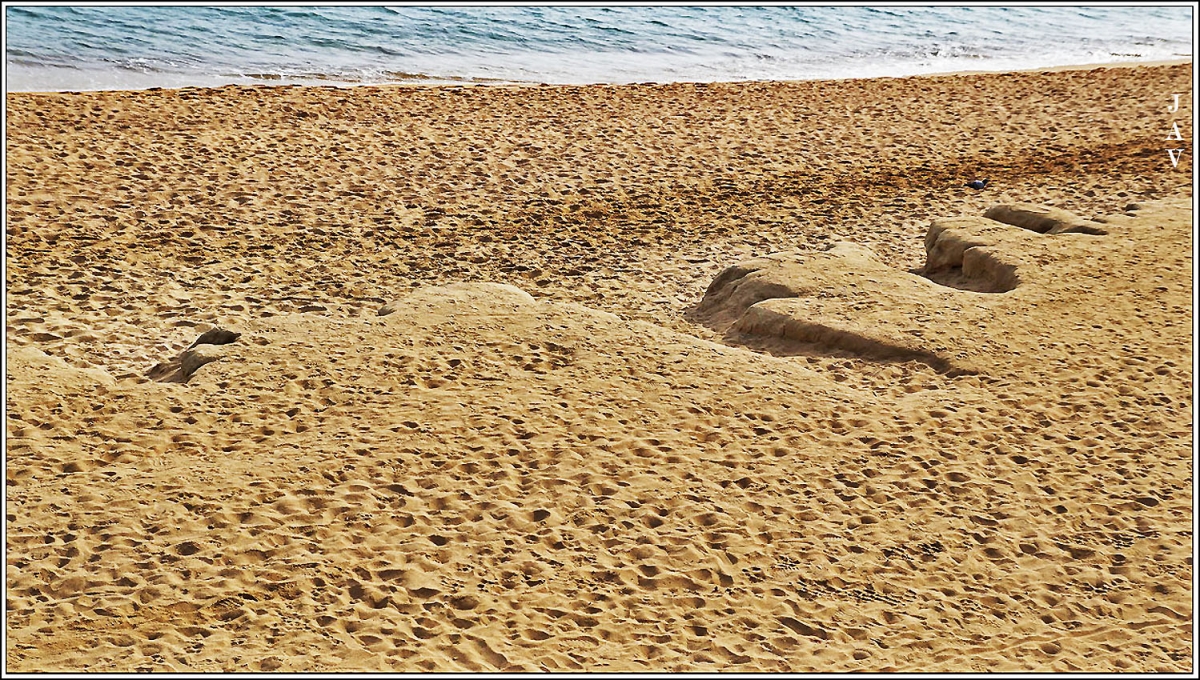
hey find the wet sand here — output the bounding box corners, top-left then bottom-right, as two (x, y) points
(5, 62), (1194, 672)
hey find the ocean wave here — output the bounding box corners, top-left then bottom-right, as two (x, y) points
(4, 6), (1192, 92)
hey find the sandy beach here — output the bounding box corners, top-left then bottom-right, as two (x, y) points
(5, 62), (1193, 672)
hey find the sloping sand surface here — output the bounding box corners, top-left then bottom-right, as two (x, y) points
(5, 63), (1193, 672)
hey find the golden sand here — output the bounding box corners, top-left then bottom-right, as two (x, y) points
(5, 63), (1194, 672)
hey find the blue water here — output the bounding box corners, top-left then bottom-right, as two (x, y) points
(4, 5), (1194, 92)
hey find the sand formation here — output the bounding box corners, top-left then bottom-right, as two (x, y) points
(691, 202), (1115, 376)
(7, 193), (1192, 672)
(147, 328), (243, 384)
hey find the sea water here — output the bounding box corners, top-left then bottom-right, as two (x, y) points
(4, 5), (1194, 92)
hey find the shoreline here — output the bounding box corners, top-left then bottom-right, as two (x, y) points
(5, 57), (1192, 95)
(879, 56), (1193, 80)
(5, 60), (1194, 673)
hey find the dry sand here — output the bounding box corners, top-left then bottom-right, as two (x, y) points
(5, 62), (1194, 672)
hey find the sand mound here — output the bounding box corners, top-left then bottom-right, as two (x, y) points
(691, 202), (1146, 376)
(9, 192), (1193, 671)
(10, 282), (885, 672)
(691, 242), (974, 374)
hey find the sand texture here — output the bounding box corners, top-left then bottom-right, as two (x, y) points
(5, 63), (1194, 672)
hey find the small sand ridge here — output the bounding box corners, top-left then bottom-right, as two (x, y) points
(690, 202), (1125, 375)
